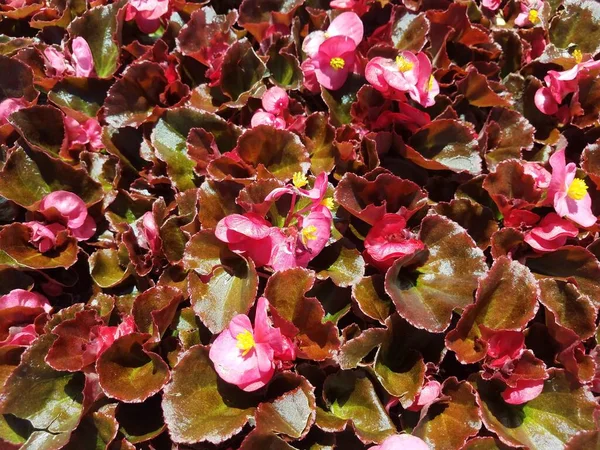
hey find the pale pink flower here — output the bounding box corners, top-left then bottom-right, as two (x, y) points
(125, 0), (170, 33)
(312, 36), (357, 90)
(482, 0), (501, 10)
(302, 12), (363, 58)
(251, 87), (289, 129)
(524, 213), (579, 252)
(502, 379), (544, 404)
(515, 0), (544, 27)
(0, 98), (28, 125)
(209, 297), (296, 392)
(371, 434), (429, 450)
(43, 47), (72, 78)
(250, 111), (286, 129)
(39, 191), (96, 240)
(71, 37), (94, 77)
(365, 52), (438, 107)
(24, 221), (66, 253)
(363, 213), (426, 272)
(547, 149), (596, 228)
(65, 117), (103, 150)
(0, 289), (52, 313)
(406, 380), (441, 411)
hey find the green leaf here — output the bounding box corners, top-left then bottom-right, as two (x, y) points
(408, 119), (481, 175)
(549, 0), (600, 55)
(89, 247), (130, 288)
(236, 126), (310, 181)
(0, 55), (37, 102)
(413, 378), (481, 450)
(323, 370), (395, 444)
(391, 11), (430, 52)
(474, 370), (597, 449)
(188, 255), (258, 334)
(96, 333), (170, 403)
(446, 257), (538, 364)
(303, 112), (336, 175)
(132, 286), (182, 341)
(69, 0), (125, 78)
(183, 230), (230, 276)
(321, 73), (363, 126)
(316, 244), (365, 288)
(162, 345), (255, 445)
(48, 77), (111, 121)
(352, 275), (392, 324)
(433, 199), (498, 249)
(0, 146), (103, 208)
(0, 335), (85, 449)
(219, 38), (267, 102)
(265, 268), (340, 361)
(8, 106), (65, 156)
(338, 328), (386, 370)
(385, 215), (488, 333)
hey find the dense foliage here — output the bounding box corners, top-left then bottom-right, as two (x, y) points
(0, 0), (600, 448)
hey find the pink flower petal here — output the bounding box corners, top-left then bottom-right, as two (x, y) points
(501, 378), (545, 404)
(371, 434), (430, 450)
(261, 87), (289, 115)
(0, 289), (52, 313)
(71, 37), (94, 77)
(326, 11), (364, 46)
(0, 97), (28, 125)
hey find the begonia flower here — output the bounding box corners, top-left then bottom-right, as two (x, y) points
(24, 221), (66, 253)
(0, 323), (38, 347)
(370, 434), (429, 450)
(251, 87), (289, 129)
(0, 98), (28, 125)
(482, 0), (501, 11)
(125, 0), (170, 33)
(302, 12), (363, 58)
(524, 213), (579, 252)
(312, 36), (357, 90)
(547, 149), (596, 228)
(134, 211), (162, 255)
(64, 117), (103, 150)
(94, 315), (136, 358)
(39, 191), (96, 240)
(71, 37), (94, 77)
(365, 52), (439, 107)
(485, 330), (525, 368)
(330, 0), (369, 16)
(0, 289), (52, 313)
(363, 213), (426, 272)
(209, 297), (296, 392)
(515, 0), (544, 27)
(406, 380), (442, 411)
(265, 172), (329, 205)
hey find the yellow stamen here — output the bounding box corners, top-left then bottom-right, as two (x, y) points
(567, 178), (588, 201)
(321, 197), (335, 210)
(573, 49), (583, 64)
(395, 55), (414, 73)
(236, 330), (255, 356)
(301, 225), (318, 244)
(324, 32), (330, 39)
(528, 9), (539, 24)
(427, 74), (435, 92)
(330, 57), (345, 70)
(293, 172), (308, 188)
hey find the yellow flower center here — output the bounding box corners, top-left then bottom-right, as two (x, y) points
(330, 57), (345, 70)
(427, 74), (435, 92)
(301, 225), (318, 244)
(573, 49), (583, 64)
(567, 178), (588, 201)
(324, 32), (330, 39)
(321, 197), (335, 210)
(293, 172), (308, 188)
(528, 9), (539, 24)
(236, 330), (255, 356)
(395, 55), (414, 73)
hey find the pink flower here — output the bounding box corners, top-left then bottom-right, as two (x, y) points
(209, 297), (296, 392)
(371, 434), (429, 450)
(39, 191), (96, 240)
(265, 172), (329, 205)
(365, 52), (438, 107)
(135, 211), (162, 254)
(0, 289), (52, 313)
(501, 378), (545, 405)
(485, 330), (525, 368)
(0, 323), (37, 347)
(44, 47), (72, 78)
(65, 117), (103, 150)
(330, 0), (369, 16)
(125, 0), (170, 33)
(482, 0), (501, 10)
(24, 221), (65, 253)
(312, 36), (357, 90)
(363, 213), (426, 272)
(251, 87), (289, 129)
(215, 213), (281, 268)
(0, 98), (28, 125)
(302, 12), (363, 58)
(406, 380), (441, 411)
(71, 37), (94, 77)
(524, 213), (579, 252)
(301, 59), (320, 93)
(515, 0), (544, 27)
(547, 149), (596, 228)
(523, 162), (551, 189)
